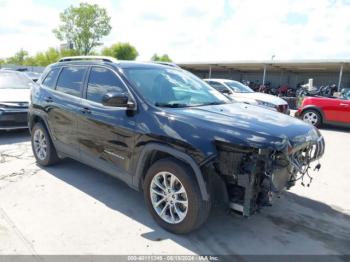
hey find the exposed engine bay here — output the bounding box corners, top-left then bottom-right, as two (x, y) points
(211, 137), (325, 216)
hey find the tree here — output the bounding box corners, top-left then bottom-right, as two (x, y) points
(32, 48), (61, 66)
(31, 48), (80, 66)
(60, 48), (79, 58)
(151, 53), (172, 62)
(23, 56), (38, 66)
(53, 2), (112, 55)
(6, 49), (29, 65)
(1, 47), (79, 67)
(101, 42), (139, 60)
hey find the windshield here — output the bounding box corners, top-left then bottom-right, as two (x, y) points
(225, 81), (253, 93)
(340, 88), (350, 100)
(0, 72), (33, 89)
(123, 67), (230, 107)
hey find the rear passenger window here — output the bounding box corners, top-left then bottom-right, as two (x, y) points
(56, 67), (86, 97)
(42, 68), (60, 89)
(86, 67), (126, 103)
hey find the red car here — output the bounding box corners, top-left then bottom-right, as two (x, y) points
(297, 91), (350, 127)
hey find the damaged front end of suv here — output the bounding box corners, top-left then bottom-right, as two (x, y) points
(209, 129), (325, 216)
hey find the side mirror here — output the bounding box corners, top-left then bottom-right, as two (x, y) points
(102, 92), (132, 108)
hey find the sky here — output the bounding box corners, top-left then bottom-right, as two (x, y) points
(0, 0), (350, 62)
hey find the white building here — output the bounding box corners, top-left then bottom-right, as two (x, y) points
(178, 59), (349, 90)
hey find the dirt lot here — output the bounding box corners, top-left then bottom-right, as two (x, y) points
(0, 127), (349, 256)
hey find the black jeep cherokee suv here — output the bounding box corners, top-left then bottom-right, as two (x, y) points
(29, 56), (325, 234)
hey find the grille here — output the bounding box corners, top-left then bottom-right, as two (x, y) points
(0, 112), (28, 123)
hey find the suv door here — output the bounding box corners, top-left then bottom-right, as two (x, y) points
(77, 66), (136, 183)
(341, 99), (350, 124)
(332, 98), (350, 124)
(322, 97), (350, 124)
(45, 66), (87, 158)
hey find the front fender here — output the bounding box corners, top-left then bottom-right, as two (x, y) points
(132, 142), (210, 201)
(298, 105), (325, 120)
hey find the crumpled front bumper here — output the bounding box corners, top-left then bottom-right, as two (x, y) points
(215, 133), (325, 217)
(313, 135), (325, 160)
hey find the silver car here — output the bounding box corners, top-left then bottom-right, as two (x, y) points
(0, 71), (33, 130)
(204, 79), (289, 114)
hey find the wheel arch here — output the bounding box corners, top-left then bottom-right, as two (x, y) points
(133, 143), (210, 201)
(29, 114), (45, 131)
(28, 112), (54, 140)
(300, 105), (325, 121)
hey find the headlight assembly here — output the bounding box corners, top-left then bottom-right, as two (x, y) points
(256, 100), (276, 109)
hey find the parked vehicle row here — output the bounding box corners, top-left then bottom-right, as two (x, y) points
(204, 78), (350, 128)
(27, 56), (324, 234)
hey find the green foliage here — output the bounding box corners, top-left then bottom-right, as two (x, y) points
(0, 58), (5, 65)
(60, 48), (79, 57)
(151, 53), (172, 62)
(22, 57), (37, 66)
(33, 48), (79, 66)
(101, 42), (139, 60)
(3, 48), (79, 66)
(32, 48), (61, 66)
(53, 2), (112, 55)
(6, 49), (29, 65)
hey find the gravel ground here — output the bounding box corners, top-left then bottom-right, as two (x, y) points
(0, 127), (349, 257)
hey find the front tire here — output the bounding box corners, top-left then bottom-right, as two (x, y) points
(31, 122), (59, 166)
(143, 158), (211, 234)
(301, 109), (322, 128)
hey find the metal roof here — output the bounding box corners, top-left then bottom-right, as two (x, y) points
(177, 59), (350, 73)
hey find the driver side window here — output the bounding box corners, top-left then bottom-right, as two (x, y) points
(86, 67), (126, 103)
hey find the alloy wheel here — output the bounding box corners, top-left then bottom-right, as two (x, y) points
(33, 129), (47, 160)
(303, 111), (319, 126)
(150, 171), (188, 224)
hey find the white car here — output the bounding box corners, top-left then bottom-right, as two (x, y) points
(204, 79), (289, 114)
(0, 71), (33, 130)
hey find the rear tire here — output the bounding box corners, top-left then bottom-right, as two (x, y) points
(143, 158), (211, 234)
(31, 122), (59, 166)
(301, 109), (322, 128)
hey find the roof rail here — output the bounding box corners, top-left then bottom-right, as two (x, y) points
(58, 56), (118, 63)
(153, 61), (181, 69)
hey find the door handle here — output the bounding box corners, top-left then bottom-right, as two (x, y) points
(80, 107), (92, 114)
(44, 96), (53, 103)
(339, 103), (349, 107)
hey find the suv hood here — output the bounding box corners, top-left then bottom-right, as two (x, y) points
(0, 88), (30, 103)
(232, 92), (287, 105)
(169, 103), (320, 151)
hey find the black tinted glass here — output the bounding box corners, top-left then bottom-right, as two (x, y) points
(56, 67), (86, 97)
(87, 67), (125, 103)
(42, 68), (60, 89)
